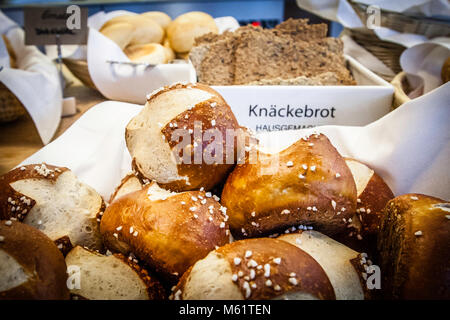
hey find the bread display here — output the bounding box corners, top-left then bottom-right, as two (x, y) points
(221, 133), (357, 238)
(334, 158), (394, 254)
(65, 246), (164, 300)
(126, 82), (242, 192)
(171, 238), (335, 300)
(377, 194), (450, 299)
(189, 19), (355, 85)
(278, 231), (369, 300)
(0, 164), (104, 254)
(100, 182), (231, 282)
(0, 221), (70, 300)
(97, 11), (218, 64)
(167, 11), (218, 54)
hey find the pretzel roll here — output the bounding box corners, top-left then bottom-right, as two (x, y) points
(100, 182), (231, 282)
(279, 231), (370, 300)
(378, 194), (450, 299)
(126, 83), (242, 192)
(0, 164), (104, 254)
(0, 221), (70, 300)
(109, 173), (144, 203)
(124, 43), (168, 64)
(334, 158), (394, 254)
(171, 238), (335, 300)
(65, 246), (165, 300)
(167, 11), (218, 53)
(141, 11), (172, 30)
(221, 134), (357, 238)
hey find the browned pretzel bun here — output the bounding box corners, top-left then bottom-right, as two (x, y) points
(278, 231), (371, 300)
(170, 238), (335, 300)
(377, 194), (450, 299)
(0, 221), (70, 300)
(100, 182), (231, 282)
(126, 83), (243, 192)
(221, 133), (357, 238)
(65, 246), (165, 300)
(333, 158), (394, 254)
(0, 164), (104, 254)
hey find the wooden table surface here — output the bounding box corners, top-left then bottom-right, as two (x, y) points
(0, 72), (106, 175)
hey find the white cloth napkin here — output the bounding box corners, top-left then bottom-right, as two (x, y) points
(19, 82), (450, 201)
(0, 11), (62, 144)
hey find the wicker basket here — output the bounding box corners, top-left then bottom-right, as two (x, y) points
(0, 82), (26, 123)
(346, 1), (450, 81)
(62, 58), (97, 89)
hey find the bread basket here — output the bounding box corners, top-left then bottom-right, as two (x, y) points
(62, 58), (97, 89)
(346, 1), (450, 81)
(0, 81), (26, 123)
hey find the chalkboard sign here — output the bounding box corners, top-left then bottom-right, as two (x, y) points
(24, 5), (88, 45)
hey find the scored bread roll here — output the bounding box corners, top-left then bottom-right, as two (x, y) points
(65, 246), (164, 300)
(378, 194), (450, 299)
(334, 158), (394, 254)
(171, 238), (335, 300)
(124, 43), (168, 64)
(167, 11), (218, 53)
(141, 11), (172, 30)
(221, 133), (357, 238)
(100, 182), (231, 281)
(0, 221), (70, 300)
(109, 173), (144, 203)
(278, 231), (369, 300)
(126, 83), (242, 192)
(99, 22), (135, 50)
(0, 164), (104, 254)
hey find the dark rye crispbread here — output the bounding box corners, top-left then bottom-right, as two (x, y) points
(189, 19), (355, 86)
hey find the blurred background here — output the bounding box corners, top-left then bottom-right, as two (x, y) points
(0, 0), (344, 36)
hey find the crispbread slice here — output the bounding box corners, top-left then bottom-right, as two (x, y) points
(234, 32), (354, 85)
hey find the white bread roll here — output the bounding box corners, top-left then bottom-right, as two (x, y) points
(99, 22), (135, 50)
(0, 221), (70, 299)
(171, 238), (336, 300)
(278, 231), (367, 300)
(0, 164), (104, 254)
(65, 246), (164, 300)
(167, 11), (218, 53)
(124, 43), (168, 64)
(100, 15), (164, 47)
(125, 83), (241, 192)
(141, 11), (172, 30)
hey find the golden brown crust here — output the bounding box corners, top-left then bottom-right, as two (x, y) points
(0, 164), (68, 221)
(377, 194), (450, 299)
(222, 134), (357, 238)
(0, 221), (70, 300)
(100, 183), (230, 282)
